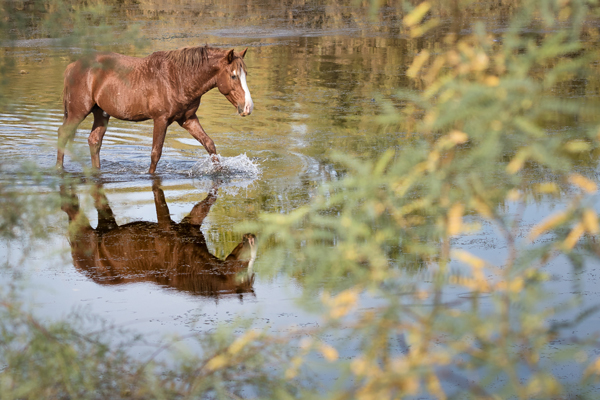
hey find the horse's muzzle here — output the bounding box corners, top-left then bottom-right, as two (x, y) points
(238, 102), (253, 117)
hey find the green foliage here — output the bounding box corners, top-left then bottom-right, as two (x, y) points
(0, 298), (295, 399)
(0, 163), (61, 243)
(247, 0), (600, 398)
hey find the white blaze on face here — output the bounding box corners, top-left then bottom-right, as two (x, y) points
(239, 69), (254, 115)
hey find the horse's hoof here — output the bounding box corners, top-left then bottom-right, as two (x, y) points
(211, 155), (224, 172)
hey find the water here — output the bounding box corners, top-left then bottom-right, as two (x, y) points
(1, 1), (386, 346)
(2, 0), (600, 394)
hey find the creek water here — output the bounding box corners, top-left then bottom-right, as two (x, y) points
(1, 0), (401, 352)
(2, 0), (600, 393)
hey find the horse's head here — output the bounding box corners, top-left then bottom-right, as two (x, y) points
(216, 48), (254, 117)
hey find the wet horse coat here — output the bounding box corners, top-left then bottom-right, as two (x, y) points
(56, 46), (253, 173)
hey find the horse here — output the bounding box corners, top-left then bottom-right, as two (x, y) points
(60, 179), (257, 298)
(56, 46), (254, 173)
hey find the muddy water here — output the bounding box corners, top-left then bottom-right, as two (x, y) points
(2, 0), (600, 386)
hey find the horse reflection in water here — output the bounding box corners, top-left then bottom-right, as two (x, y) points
(60, 179), (256, 298)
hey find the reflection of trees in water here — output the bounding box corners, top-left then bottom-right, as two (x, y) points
(60, 178), (256, 299)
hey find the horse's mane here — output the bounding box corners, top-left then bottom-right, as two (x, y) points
(150, 45), (246, 72)
(161, 45), (212, 69)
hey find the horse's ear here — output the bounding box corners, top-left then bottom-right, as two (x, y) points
(226, 49), (235, 64)
(240, 48), (248, 59)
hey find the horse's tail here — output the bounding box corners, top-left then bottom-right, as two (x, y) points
(62, 74), (70, 121)
(62, 63), (75, 121)
(62, 85), (68, 121)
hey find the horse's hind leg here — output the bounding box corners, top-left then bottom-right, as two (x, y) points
(56, 94), (94, 170)
(88, 107), (110, 169)
(56, 115), (85, 170)
(149, 117), (170, 174)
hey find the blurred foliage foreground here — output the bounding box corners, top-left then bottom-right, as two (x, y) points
(3, 0), (600, 399)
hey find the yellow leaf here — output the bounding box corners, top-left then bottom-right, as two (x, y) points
(447, 203), (464, 236)
(427, 373), (446, 400)
(228, 330), (260, 355)
(285, 356), (303, 380)
(423, 55), (446, 83)
(405, 376), (420, 394)
(484, 75), (499, 86)
(326, 288), (359, 319)
(448, 130), (468, 144)
(452, 250), (490, 291)
(583, 209), (599, 234)
(534, 182), (559, 194)
(564, 222), (585, 250)
(529, 211), (569, 241)
(506, 189), (521, 201)
(506, 149), (529, 174)
(427, 150), (440, 172)
(320, 343), (339, 362)
(508, 277), (524, 293)
(438, 88), (455, 104)
(299, 338), (313, 350)
(526, 377), (542, 397)
(472, 52), (489, 71)
(569, 174), (597, 194)
(406, 50), (430, 78)
(453, 250), (485, 269)
(584, 357), (600, 378)
(205, 354), (227, 371)
(403, 2), (431, 27)
(351, 357), (368, 376)
(344, 247), (357, 261)
(410, 17), (440, 38)
(564, 140), (591, 153)
(506, 159), (523, 174)
(558, 7), (571, 21)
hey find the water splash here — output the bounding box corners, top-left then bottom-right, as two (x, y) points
(188, 154), (261, 179)
(188, 154), (262, 194)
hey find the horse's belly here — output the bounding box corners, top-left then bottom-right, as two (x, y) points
(94, 78), (152, 121)
(96, 94), (151, 122)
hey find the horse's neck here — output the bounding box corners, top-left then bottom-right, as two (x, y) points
(185, 60), (221, 99)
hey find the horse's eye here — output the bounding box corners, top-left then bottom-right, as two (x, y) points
(231, 75), (237, 80)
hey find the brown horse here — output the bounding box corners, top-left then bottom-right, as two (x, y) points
(56, 46), (254, 173)
(60, 179), (257, 297)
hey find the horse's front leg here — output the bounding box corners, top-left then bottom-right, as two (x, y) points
(88, 108), (110, 170)
(178, 116), (219, 164)
(149, 117), (170, 174)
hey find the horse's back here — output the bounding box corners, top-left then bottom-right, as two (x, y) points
(63, 52), (158, 121)
(64, 52), (141, 83)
